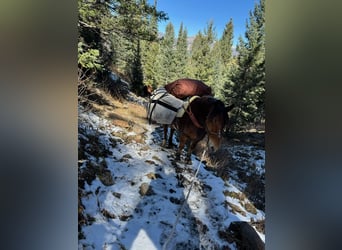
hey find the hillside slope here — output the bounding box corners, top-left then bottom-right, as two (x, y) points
(78, 89), (265, 250)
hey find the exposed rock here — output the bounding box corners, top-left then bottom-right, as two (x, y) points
(120, 153), (133, 162)
(228, 221), (265, 250)
(145, 160), (156, 165)
(97, 169), (114, 186)
(139, 182), (155, 196)
(112, 192), (121, 199)
(119, 214), (132, 221)
(169, 196), (181, 204)
(227, 202), (246, 216)
(146, 172), (162, 180)
(101, 209), (116, 219)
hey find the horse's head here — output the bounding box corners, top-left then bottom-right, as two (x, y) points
(204, 97), (234, 151)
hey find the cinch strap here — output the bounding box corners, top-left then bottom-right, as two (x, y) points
(150, 99), (179, 112)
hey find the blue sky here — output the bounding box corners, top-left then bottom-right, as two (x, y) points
(152, 0), (258, 46)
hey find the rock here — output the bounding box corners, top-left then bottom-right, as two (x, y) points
(146, 172), (157, 179)
(145, 160), (156, 165)
(139, 182), (155, 196)
(228, 221), (265, 250)
(101, 209), (116, 219)
(146, 172), (162, 179)
(120, 154), (133, 162)
(97, 170), (114, 186)
(119, 214), (132, 221)
(169, 197), (181, 204)
(112, 192), (121, 199)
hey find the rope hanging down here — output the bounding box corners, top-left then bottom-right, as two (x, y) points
(162, 150), (206, 250)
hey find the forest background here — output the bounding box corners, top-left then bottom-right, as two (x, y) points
(78, 0), (265, 131)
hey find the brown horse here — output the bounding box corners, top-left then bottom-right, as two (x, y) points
(164, 96), (233, 164)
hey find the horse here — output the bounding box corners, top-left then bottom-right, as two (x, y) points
(161, 78), (213, 148)
(164, 96), (234, 164)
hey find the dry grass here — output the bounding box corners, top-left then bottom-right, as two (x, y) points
(195, 139), (233, 181)
(80, 85), (150, 144)
(92, 94), (148, 131)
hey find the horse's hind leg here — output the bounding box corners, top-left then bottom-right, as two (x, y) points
(162, 125), (175, 148)
(162, 125), (168, 147)
(168, 126), (175, 148)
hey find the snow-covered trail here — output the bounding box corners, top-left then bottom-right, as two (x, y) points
(78, 106), (265, 250)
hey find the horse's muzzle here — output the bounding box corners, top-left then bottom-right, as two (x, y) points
(208, 134), (222, 152)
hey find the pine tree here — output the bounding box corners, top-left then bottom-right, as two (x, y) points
(174, 23), (188, 79)
(130, 40), (144, 94)
(229, 0), (265, 130)
(206, 19), (235, 99)
(204, 21), (217, 87)
(189, 21), (216, 83)
(78, 0), (167, 91)
(141, 40), (160, 89)
(188, 32), (203, 79)
(140, 0), (160, 89)
(209, 41), (225, 98)
(156, 22), (177, 85)
(217, 18), (236, 102)
(220, 18), (234, 68)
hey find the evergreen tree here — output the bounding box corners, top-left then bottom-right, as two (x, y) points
(78, 0), (167, 90)
(174, 23), (188, 79)
(188, 32), (204, 79)
(209, 41), (225, 98)
(220, 18), (234, 68)
(141, 40), (160, 89)
(189, 21), (216, 83)
(129, 40), (144, 94)
(203, 21), (217, 87)
(156, 22), (177, 85)
(218, 18), (236, 103)
(228, 0), (265, 130)
(140, 0), (160, 89)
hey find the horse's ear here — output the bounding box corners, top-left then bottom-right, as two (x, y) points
(225, 104), (234, 112)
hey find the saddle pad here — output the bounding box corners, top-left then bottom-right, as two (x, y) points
(176, 95), (199, 118)
(148, 87), (184, 124)
(164, 78), (212, 99)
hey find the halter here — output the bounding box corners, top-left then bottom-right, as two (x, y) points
(206, 129), (223, 138)
(206, 100), (226, 139)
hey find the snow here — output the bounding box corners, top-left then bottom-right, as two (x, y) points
(79, 106), (265, 249)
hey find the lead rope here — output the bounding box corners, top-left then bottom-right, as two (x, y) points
(162, 150), (206, 250)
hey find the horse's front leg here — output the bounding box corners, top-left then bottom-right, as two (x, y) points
(185, 139), (201, 165)
(185, 142), (193, 165)
(175, 133), (186, 161)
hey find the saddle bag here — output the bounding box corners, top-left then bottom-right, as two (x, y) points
(148, 87), (184, 125)
(164, 78), (212, 99)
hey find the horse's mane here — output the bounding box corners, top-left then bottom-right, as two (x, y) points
(191, 96), (228, 126)
(205, 97), (228, 121)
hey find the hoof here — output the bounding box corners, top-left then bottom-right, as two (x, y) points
(175, 153), (181, 161)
